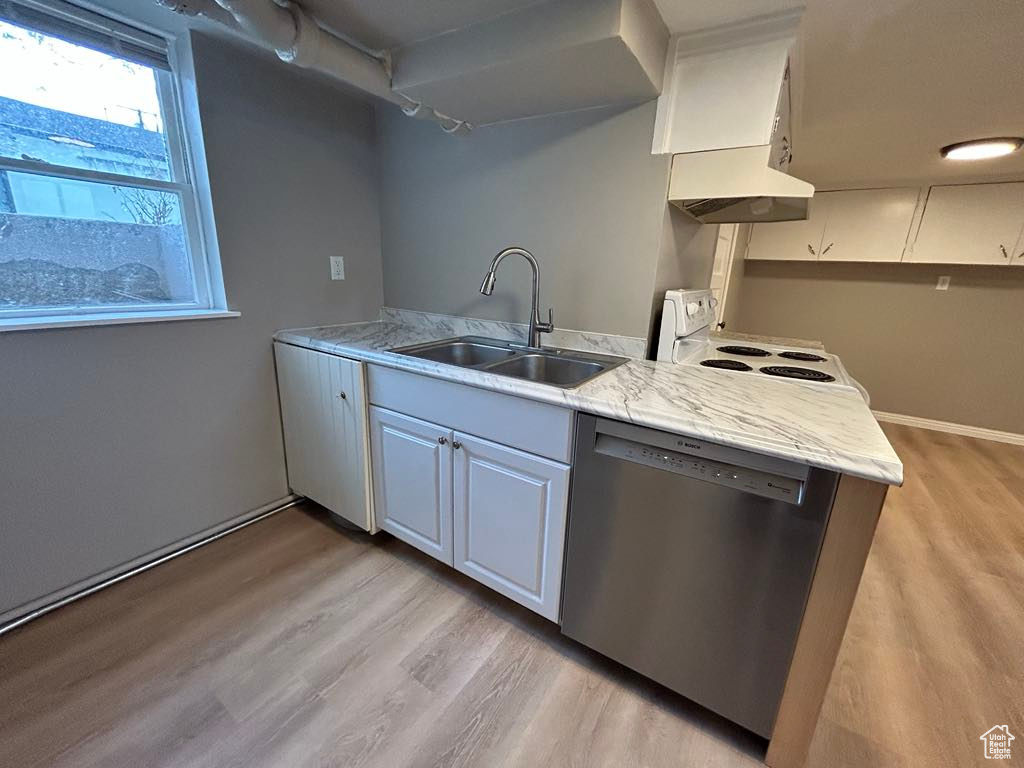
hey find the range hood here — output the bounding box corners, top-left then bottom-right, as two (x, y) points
(667, 145), (815, 223)
(654, 11), (815, 223)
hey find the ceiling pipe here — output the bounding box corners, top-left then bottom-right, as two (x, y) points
(156, 0), (472, 133)
(156, 0), (239, 27)
(213, 0), (295, 51)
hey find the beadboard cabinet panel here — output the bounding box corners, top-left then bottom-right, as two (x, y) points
(274, 342), (373, 531)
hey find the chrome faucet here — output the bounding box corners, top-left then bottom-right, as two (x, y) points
(479, 247), (554, 348)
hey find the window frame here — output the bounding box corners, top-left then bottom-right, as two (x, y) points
(0, 0), (232, 329)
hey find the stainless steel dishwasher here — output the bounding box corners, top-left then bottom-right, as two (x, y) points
(560, 415), (839, 738)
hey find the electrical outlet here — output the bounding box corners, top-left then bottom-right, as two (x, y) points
(330, 256), (345, 281)
(936, 275), (951, 291)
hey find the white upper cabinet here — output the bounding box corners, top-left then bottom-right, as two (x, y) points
(813, 188), (920, 262)
(274, 342), (373, 531)
(907, 183), (1024, 265)
(653, 13), (800, 155)
(745, 198), (827, 261)
(745, 188), (920, 262)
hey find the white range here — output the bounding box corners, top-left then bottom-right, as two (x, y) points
(657, 289), (863, 395)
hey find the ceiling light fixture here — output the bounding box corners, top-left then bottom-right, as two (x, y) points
(941, 137), (1023, 161)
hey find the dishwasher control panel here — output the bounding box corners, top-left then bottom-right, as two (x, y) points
(595, 434), (805, 504)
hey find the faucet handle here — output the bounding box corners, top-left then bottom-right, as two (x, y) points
(540, 308), (554, 333)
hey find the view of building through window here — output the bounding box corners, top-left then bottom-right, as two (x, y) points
(0, 16), (198, 313)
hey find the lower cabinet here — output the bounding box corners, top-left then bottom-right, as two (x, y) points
(274, 342), (373, 531)
(369, 404), (570, 621)
(453, 433), (569, 622)
(369, 406), (453, 564)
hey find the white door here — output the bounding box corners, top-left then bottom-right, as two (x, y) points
(745, 199), (827, 261)
(907, 182), (1024, 265)
(369, 406), (453, 565)
(710, 224), (738, 327)
(274, 342), (373, 531)
(814, 188), (920, 262)
(452, 433), (569, 621)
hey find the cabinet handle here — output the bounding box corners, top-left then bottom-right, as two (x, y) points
(452, 441), (463, 450)
(1000, 244), (1009, 259)
(807, 244), (816, 256)
(336, 391), (347, 400)
(438, 436), (447, 445)
(821, 242), (834, 255)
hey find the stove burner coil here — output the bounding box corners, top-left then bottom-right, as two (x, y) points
(760, 366), (836, 382)
(778, 351), (827, 362)
(716, 345), (770, 357)
(700, 359), (753, 371)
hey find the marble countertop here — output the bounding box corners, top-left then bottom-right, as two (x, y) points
(275, 321), (903, 486)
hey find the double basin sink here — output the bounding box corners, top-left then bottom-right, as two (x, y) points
(391, 336), (627, 388)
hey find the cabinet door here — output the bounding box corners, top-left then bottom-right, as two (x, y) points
(452, 433), (569, 621)
(275, 342), (372, 531)
(745, 200), (827, 261)
(815, 188), (919, 262)
(907, 182), (1024, 265)
(1012, 219), (1024, 267)
(369, 406), (453, 565)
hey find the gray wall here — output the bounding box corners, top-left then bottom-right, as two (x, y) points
(734, 261), (1024, 433)
(376, 101), (674, 339)
(0, 32), (384, 619)
(647, 205), (717, 346)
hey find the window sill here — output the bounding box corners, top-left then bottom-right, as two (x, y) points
(0, 309), (241, 333)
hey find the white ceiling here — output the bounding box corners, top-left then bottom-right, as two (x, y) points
(652, 0), (799, 34)
(219, 0), (1024, 189)
(792, 0), (1024, 188)
(299, 0), (544, 49)
(655, 0), (1024, 188)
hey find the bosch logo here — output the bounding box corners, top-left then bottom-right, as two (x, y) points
(680, 441), (701, 450)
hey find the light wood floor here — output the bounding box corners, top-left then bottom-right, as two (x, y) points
(1, 424), (1021, 767)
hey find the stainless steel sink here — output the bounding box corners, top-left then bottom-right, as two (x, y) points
(391, 336), (627, 389)
(399, 339), (517, 367)
(485, 354), (605, 387)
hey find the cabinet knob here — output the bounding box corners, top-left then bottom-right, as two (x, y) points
(337, 392), (347, 400)
(438, 436), (447, 445)
(452, 441), (463, 450)
(821, 242), (834, 256)
(1000, 244), (1009, 259)
(806, 244), (816, 256)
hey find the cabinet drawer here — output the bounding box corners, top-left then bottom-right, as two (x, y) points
(367, 365), (573, 463)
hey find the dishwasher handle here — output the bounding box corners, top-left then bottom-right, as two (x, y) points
(594, 434), (805, 505)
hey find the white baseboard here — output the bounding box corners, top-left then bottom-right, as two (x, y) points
(0, 494), (301, 634)
(873, 411), (1024, 447)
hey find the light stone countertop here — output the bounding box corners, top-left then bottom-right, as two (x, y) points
(274, 321), (903, 486)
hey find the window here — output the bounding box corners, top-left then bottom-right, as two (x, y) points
(0, 0), (228, 328)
